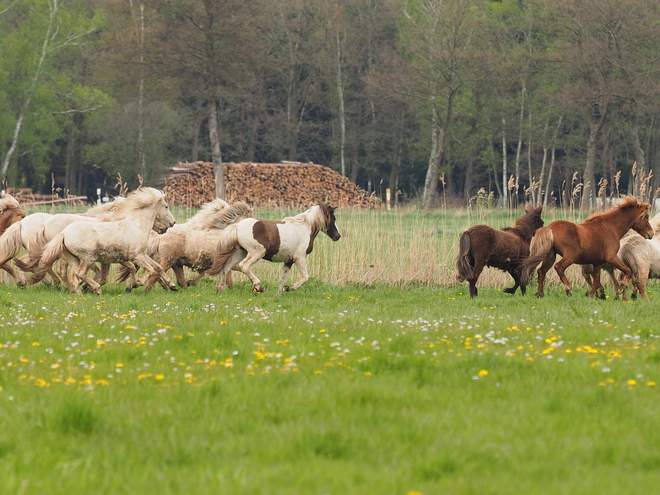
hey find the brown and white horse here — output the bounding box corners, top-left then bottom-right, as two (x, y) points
(208, 204), (341, 294)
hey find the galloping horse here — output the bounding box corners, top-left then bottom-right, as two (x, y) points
(0, 194), (26, 283)
(456, 205), (543, 297)
(26, 188), (176, 294)
(582, 212), (660, 301)
(116, 198), (253, 291)
(520, 196), (653, 298)
(208, 204), (341, 294)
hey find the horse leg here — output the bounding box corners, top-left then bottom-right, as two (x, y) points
(553, 257), (577, 296)
(235, 250), (266, 293)
(586, 264), (605, 299)
(467, 258), (486, 298)
(170, 264), (188, 288)
(133, 254), (177, 291)
(505, 268), (522, 295)
(278, 261), (295, 294)
(215, 250), (247, 292)
(1, 263), (25, 286)
(73, 261), (101, 295)
(534, 252), (556, 298)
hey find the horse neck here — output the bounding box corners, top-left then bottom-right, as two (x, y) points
(597, 209), (641, 237)
(508, 219), (536, 241)
(0, 211), (19, 235)
(124, 206), (157, 233)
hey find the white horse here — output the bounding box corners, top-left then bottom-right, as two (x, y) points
(115, 198), (253, 291)
(208, 204), (341, 294)
(0, 198), (128, 285)
(27, 188), (176, 294)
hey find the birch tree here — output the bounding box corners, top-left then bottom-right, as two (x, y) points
(0, 0), (96, 178)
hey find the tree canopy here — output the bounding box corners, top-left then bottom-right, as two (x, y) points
(2, 0), (660, 207)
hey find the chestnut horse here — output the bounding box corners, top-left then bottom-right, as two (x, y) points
(520, 197), (653, 298)
(456, 205), (544, 297)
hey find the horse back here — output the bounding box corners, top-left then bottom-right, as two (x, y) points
(465, 224), (530, 266)
(547, 219), (619, 262)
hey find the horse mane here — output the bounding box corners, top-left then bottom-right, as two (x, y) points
(501, 205), (542, 241)
(208, 201), (253, 229)
(584, 196), (645, 223)
(0, 194), (20, 210)
(187, 198), (230, 228)
(98, 188), (164, 222)
(82, 196), (126, 217)
(283, 204), (328, 231)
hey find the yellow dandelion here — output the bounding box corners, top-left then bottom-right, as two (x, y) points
(155, 374), (165, 380)
(647, 381), (656, 387)
(628, 379), (637, 387)
(478, 369), (488, 377)
(314, 370), (323, 375)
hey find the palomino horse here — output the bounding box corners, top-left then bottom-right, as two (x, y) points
(116, 198), (253, 291)
(0, 198), (128, 285)
(456, 205), (543, 297)
(0, 194), (26, 283)
(26, 188), (176, 294)
(519, 196), (653, 298)
(208, 204), (341, 294)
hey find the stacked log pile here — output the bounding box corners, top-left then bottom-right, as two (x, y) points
(162, 161), (379, 209)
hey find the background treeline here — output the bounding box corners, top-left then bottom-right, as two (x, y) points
(1, 0), (660, 208)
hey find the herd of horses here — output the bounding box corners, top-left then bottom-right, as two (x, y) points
(0, 188), (341, 296)
(0, 189), (654, 299)
(456, 196), (658, 300)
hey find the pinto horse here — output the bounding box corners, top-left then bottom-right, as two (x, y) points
(456, 205), (544, 297)
(208, 204), (341, 294)
(520, 196), (653, 298)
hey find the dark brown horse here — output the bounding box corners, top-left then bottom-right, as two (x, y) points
(456, 205), (544, 297)
(520, 196), (653, 298)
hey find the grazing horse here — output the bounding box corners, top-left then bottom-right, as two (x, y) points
(208, 204), (341, 294)
(456, 205), (543, 297)
(520, 196), (653, 298)
(116, 199), (253, 291)
(26, 188), (176, 294)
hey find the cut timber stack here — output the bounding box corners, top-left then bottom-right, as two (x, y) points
(163, 161), (379, 209)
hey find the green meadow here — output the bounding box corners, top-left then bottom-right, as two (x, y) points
(1, 205), (658, 494)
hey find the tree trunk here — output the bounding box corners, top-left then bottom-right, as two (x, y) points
(208, 100), (225, 199)
(501, 117), (508, 208)
(423, 105), (442, 209)
(581, 103), (608, 210)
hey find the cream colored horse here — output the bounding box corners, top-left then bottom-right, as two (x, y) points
(27, 188), (176, 294)
(208, 204), (341, 294)
(117, 198), (253, 291)
(0, 198), (127, 285)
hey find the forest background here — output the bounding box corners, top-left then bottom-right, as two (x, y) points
(2, 0), (660, 209)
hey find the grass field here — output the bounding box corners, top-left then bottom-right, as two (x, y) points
(1, 205), (658, 494)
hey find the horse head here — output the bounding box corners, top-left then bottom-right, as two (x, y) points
(0, 195), (25, 231)
(633, 202), (653, 239)
(319, 204), (341, 241)
(153, 197), (175, 234)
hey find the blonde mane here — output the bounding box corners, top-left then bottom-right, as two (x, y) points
(283, 205), (327, 230)
(0, 194), (20, 211)
(187, 198), (230, 228)
(82, 196), (126, 217)
(208, 201), (253, 229)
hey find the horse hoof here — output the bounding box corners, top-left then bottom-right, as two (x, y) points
(566, 291), (573, 297)
(503, 288), (515, 294)
(169, 285), (178, 291)
(534, 292), (544, 298)
(253, 285), (264, 294)
(125, 287), (132, 293)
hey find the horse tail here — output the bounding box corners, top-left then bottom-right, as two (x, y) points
(19, 225), (49, 272)
(28, 233), (66, 285)
(115, 265), (132, 284)
(0, 221), (24, 267)
(207, 226), (239, 276)
(519, 227), (554, 286)
(455, 232), (473, 282)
